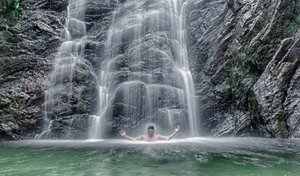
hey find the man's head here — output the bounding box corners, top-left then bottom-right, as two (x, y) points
(147, 125), (155, 137)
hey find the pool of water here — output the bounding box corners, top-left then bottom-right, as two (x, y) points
(0, 138), (300, 176)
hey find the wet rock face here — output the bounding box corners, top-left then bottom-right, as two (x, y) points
(0, 0), (67, 139)
(187, 0), (300, 137)
(37, 0), (119, 139)
(252, 37), (300, 137)
(285, 64), (300, 137)
(84, 0), (119, 69)
(0, 0), (117, 139)
(186, 0), (236, 136)
(46, 114), (90, 139)
(1, 0), (300, 139)
(91, 0), (200, 137)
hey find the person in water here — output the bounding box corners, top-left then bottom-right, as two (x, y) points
(119, 125), (181, 141)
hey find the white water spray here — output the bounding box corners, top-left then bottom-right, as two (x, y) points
(90, 0), (198, 138)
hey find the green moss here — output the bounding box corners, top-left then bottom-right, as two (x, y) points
(0, 30), (13, 39)
(226, 3), (300, 109)
(1, 120), (19, 132)
(0, 97), (10, 109)
(228, 65), (249, 99)
(226, 51), (254, 105)
(81, 84), (97, 103)
(0, 88), (29, 133)
(0, 0), (29, 47)
(289, 15), (300, 36)
(245, 17), (266, 42)
(276, 111), (285, 120)
(275, 111), (289, 137)
(0, 0), (27, 17)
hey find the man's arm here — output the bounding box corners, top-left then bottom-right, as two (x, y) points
(119, 129), (144, 141)
(158, 125), (181, 140)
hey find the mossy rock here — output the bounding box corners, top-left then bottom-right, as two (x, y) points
(276, 111), (289, 138)
(1, 121), (19, 132)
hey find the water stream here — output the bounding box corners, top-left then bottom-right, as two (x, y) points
(90, 0), (198, 139)
(38, 0), (89, 139)
(38, 0), (199, 139)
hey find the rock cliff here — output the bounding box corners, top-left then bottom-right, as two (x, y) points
(0, 0), (299, 139)
(188, 0), (300, 137)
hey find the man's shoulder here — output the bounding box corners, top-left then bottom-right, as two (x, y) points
(138, 135), (146, 139)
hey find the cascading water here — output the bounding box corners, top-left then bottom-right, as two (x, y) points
(37, 0), (198, 139)
(37, 0), (89, 139)
(90, 0), (199, 138)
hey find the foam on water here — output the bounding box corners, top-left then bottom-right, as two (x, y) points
(1, 138), (300, 176)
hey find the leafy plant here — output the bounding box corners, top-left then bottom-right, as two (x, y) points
(0, 0), (28, 43)
(12, 21), (21, 31)
(0, 0), (26, 16)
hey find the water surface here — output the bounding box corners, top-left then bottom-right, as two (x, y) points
(1, 138), (300, 176)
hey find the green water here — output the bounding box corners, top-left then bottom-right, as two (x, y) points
(0, 138), (299, 176)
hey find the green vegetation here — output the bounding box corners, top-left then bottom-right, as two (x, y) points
(227, 7), (300, 108)
(226, 51), (262, 108)
(0, 86), (32, 137)
(0, 0), (29, 42)
(244, 17), (266, 43)
(0, 0), (29, 57)
(289, 15), (300, 35)
(227, 64), (249, 108)
(275, 111), (289, 138)
(228, 64), (249, 101)
(0, 0), (26, 16)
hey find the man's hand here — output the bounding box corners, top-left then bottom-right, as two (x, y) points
(119, 129), (137, 141)
(174, 125), (181, 133)
(119, 129), (127, 137)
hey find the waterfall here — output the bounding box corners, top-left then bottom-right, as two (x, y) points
(37, 0), (198, 139)
(37, 0), (88, 139)
(90, 0), (199, 138)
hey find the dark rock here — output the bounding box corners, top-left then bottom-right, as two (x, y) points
(187, 0), (300, 137)
(252, 36), (300, 137)
(1, 0), (300, 139)
(41, 114), (89, 139)
(210, 111), (252, 137)
(35, 0), (69, 12)
(0, 0), (65, 139)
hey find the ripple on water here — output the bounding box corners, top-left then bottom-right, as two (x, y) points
(0, 138), (300, 176)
